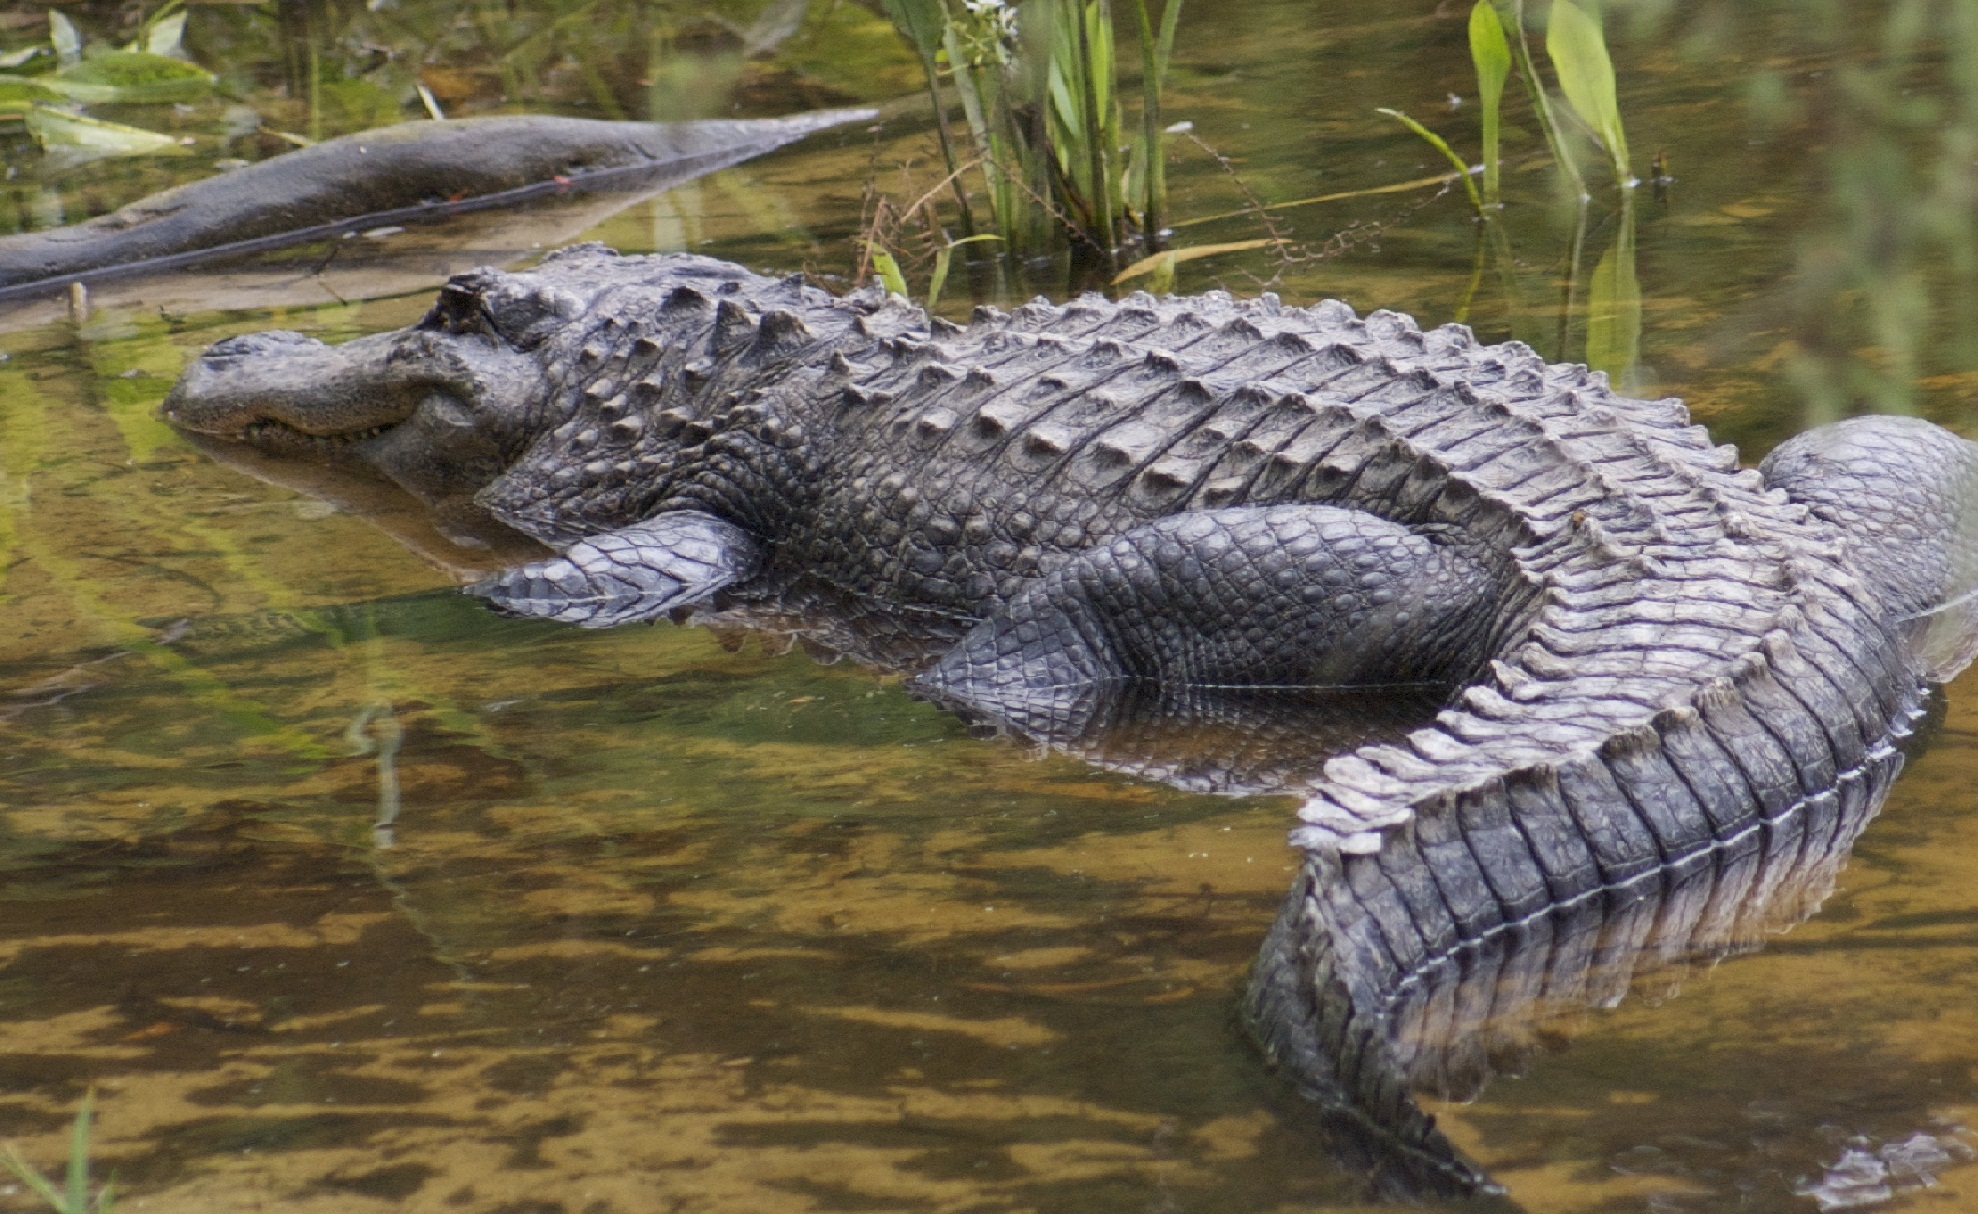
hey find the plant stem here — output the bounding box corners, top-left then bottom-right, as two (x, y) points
(1503, 0), (1585, 198)
(1130, 0), (1175, 245)
(1076, 0), (1115, 258)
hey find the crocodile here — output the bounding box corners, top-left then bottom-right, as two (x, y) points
(162, 245), (1978, 1188)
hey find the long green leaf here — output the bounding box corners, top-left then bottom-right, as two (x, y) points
(1546, 0), (1630, 184)
(1469, 0), (1511, 206)
(1, 1146), (65, 1212)
(1376, 108), (1484, 215)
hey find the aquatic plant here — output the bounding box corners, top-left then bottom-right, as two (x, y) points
(1, 1091), (116, 1214)
(3, 7), (216, 163)
(1385, 0), (1633, 209)
(881, 0), (1181, 266)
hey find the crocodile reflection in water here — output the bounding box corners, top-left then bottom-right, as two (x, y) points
(172, 449), (1951, 1200)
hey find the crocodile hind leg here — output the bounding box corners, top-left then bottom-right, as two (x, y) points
(470, 511), (761, 627)
(914, 504), (1503, 730)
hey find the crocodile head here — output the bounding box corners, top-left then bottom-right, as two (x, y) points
(160, 259), (612, 512)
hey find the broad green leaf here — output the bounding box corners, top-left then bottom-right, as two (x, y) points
(877, 0), (944, 61)
(51, 52), (215, 105)
(0, 75), (64, 113)
(26, 106), (184, 160)
(1376, 107), (1484, 214)
(49, 11), (80, 71)
(1546, 0), (1630, 181)
(1469, 0), (1511, 205)
(869, 247), (909, 297)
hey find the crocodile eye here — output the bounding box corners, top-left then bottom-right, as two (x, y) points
(423, 281), (497, 339)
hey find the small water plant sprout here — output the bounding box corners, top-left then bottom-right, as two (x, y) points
(1, 1090), (117, 1214)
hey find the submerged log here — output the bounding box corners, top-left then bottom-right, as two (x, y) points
(0, 109), (873, 296)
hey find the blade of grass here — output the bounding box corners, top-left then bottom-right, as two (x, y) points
(927, 233), (1001, 308)
(1376, 108), (1484, 215)
(65, 1091), (92, 1214)
(1, 1144), (65, 1212)
(1112, 237), (1269, 283)
(1169, 168), (1468, 228)
(1469, 0), (1511, 207)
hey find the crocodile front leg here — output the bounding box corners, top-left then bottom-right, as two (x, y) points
(914, 505), (1504, 731)
(469, 511), (761, 627)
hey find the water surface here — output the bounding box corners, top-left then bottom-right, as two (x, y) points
(1, 1), (1976, 1211)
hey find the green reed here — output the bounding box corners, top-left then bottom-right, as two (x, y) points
(2, 1091), (116, 1214)
(882, 0), (1180, 266)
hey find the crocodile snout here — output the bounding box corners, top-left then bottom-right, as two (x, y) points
(161, 328), (429, 443)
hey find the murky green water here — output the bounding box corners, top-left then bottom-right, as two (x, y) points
(2, 1), (1977, 1211)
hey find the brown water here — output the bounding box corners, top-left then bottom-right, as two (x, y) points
(2, 1), (1977, 1211)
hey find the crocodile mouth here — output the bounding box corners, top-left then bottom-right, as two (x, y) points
(160, 327), (439, 451)
(231, 416), (403, 450)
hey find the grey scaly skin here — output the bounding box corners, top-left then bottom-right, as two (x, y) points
(164, 245), (1978, 1190)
